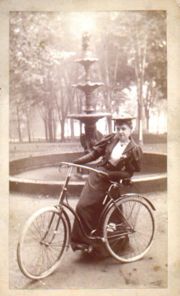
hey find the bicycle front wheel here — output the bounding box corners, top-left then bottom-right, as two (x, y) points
(103, 195), (155, 263)
(17, 206), (70, 280)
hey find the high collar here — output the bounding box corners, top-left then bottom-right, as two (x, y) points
(113, 134), (136, 151)
(123, 137), (137, 154)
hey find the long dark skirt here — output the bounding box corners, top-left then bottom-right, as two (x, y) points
(71, 171), (111, 245)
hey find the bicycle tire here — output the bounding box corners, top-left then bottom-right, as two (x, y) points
(17, 206), (70, 279)
(103, 195), (155, 263)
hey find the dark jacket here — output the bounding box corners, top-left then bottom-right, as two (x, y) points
(74, 133), (143, 181)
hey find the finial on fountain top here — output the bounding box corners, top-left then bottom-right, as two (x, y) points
(82, 31), (91, 51)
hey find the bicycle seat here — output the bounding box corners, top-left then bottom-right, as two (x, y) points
(122, 178), (133, 186)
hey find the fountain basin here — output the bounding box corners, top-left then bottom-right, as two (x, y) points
(9, 152), (167, 195)
(72, 82), (104, 94)
(68, 113), (111, 124)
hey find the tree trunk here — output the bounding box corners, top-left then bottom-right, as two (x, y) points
(27, 116), (31, 142)
(103, 89), (112, 134)
(107, 116), (112, 134)
(53, 118), (56, 141)
(70, 118), (74, 139)
(113, 52), (119, 81)
(137, 79), (144, 145)
(138, 103), (143, 144)
(144, 106), (150, 132)
(60, 119), (65, 142)
(47, 108), (53, 142)
(134, 25), (148, 145)
(16, 105), (22, 142)
(43, 119), (48, 142)
(146, 114), (150, 132)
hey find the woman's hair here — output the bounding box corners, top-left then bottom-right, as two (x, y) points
(115, 120), (133, 129)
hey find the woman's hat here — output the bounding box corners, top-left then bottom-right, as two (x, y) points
(112, 113), (136, 129)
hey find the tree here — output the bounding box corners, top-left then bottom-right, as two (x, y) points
(95, 11), (166, 142)
(9, 11), (166, 142)
(10, 12), (77, 142)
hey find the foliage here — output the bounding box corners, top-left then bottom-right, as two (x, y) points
(10, 11), (166, 142)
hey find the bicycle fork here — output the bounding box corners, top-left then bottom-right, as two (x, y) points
(40, 209), (64, 246)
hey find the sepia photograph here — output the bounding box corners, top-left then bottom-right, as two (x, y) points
(0, 1), (180, 296)
(9, 10), (168, 289)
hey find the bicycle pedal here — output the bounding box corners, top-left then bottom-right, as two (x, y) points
(84, 245), (93, 254)
(107, 223), (117, 232)
(90, 229), (97, 235)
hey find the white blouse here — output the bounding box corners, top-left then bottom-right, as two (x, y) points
(109, 141), (129, 166)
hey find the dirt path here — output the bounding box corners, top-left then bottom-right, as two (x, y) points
(9, 191), (167, 289)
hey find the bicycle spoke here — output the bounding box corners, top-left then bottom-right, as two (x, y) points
(124, 200), (141, 229)
(28, 227), (41, 241)
(44, 246), (54, 270)
(46, 245), (60, 261)
(35, 246), (46, 275)
(31, 220), (43, 239)
(18, 208), (69, 279)
(104, 197), (155, 263)
(124, 200), (136, 224)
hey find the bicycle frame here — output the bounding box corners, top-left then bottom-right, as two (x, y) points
(17, 164), (156, 280)
(56, 162), (156, 244)
(56, 162), (133, 242)
(57, 161), (109, 203)
(56, 162), (115, 242)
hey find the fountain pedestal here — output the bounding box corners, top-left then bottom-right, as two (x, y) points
(68, 32), (111, 153)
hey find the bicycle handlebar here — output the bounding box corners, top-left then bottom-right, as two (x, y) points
(58, 161), (108, 177)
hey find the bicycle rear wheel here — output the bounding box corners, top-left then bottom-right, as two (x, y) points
(103, 195), (155, 263)
(17, 206), (70, 279)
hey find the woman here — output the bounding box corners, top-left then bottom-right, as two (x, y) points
(71, 115), (143, 252)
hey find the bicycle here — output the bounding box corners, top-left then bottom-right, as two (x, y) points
(17, 161), (156, 280)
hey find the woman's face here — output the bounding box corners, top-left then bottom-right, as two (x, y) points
(115, 123), (132, 142)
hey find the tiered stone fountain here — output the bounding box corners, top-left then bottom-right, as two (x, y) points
(68, 32), (110, 152)
(9, 33), (167, 195)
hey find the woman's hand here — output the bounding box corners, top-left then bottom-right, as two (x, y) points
(73, 151), (97, 164)
(107, 170), (131, 181)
